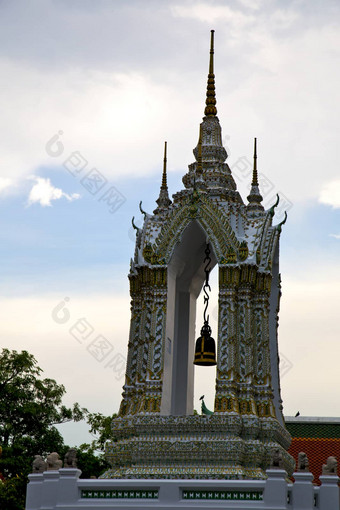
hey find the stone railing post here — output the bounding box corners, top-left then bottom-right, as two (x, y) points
(56, 468), (81, 505)
(319, 475), (340, 510)
(264, 469), (288, 509)
(40, 470), (60, 509)
(25, 473), (44, 510)
(292, 471), (314, 509)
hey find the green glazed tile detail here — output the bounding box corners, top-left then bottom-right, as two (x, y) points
(182, 490), (263, 501)
(287, 422), (340, 439)
(81, 489), (158, 499)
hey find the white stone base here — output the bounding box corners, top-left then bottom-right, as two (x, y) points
(26, 469), (340, 510)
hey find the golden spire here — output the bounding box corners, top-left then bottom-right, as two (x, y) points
(204, 30), (217, 117)
(252, 137), (258, 186)
(162, 141), (168, 188)
(247, 137), (263, 210)
(154, 141), (171, 213)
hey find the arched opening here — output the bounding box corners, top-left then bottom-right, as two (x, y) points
(160, 219), (217, 416)
(194, 264), (218, 414)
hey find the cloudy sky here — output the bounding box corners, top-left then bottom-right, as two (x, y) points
(1, 0), (340, 445)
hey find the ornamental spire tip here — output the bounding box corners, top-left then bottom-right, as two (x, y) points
(252, 137), (258, 186)
(154, 141), (171, 213)
(204, 30), (217, 117)
(247, 137), (263, 210)
(162, 141), (167, 188)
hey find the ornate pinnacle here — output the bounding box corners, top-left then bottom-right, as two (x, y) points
(252, 137), (259, 186)
(154, 141), (171, 213)
(162, 141), (168, 188)
(247, 137), (263, 210)
(204, 30), (217, 117)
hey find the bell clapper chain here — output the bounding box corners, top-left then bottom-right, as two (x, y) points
(194, 241), (217, 367)
(203, 242), (212, 325)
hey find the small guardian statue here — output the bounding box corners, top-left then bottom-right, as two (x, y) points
(46, 452), (62, 470)
(322, 456), (338, 475)
(32, 455), (47, 473)
(64, 448), (77, 468)
(270, 448), (283, 468)
(297, 452), (309, 472)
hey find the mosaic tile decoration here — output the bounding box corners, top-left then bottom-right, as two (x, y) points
(182, 489), (263, 501)
(81, 489), (158, 499)
(288, 437), (340, 485)
(286, 421), (340, 485)
(287, 422), (340, 439)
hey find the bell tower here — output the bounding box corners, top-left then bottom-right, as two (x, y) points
(103, 31), (294, 480)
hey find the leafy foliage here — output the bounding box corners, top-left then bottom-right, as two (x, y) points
(75, 411), (117, 478)
(0, 348), (86, 457)
(0, 348), (99, 508)
(0, 475), (27, 510)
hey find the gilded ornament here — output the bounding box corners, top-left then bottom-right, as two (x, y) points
(226, 246), (237, 264)
(239, 240), (249, 261)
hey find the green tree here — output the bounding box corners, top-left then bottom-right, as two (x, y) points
(77, 411), (117, 478)
(0, 348), (88, 509)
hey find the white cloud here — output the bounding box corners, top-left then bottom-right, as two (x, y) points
(330, 233), (340, 239)
(0, 177), (12, 193)
(27, 176), (80, 207)
(319, 179), (340, 208)
(1, 292), (130, 445)
(171, 3), (254, 27)
(0, 60), (183, 186)
(0, 5), (338, 207)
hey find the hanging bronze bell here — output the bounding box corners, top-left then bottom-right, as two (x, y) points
(194, 322), (217, 366)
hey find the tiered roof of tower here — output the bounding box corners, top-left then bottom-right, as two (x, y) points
(130, 30), (286, 274)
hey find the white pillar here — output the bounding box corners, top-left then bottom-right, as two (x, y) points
(264, 469), (288, 509)
(319, 475), (340, 510)
(25, 473), (44, 510)
(292, 471), (314, 509)
(40, 470), (60, 509)
(56, 468), (81, 506)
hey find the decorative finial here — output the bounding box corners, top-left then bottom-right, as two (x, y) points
(252, 137), (258, 186)
(247, 137), (263, 212)
(131, 216), (140, 233)
(204, 30), (217, 117)
(162, 141), (168, 188)
(154, 141), (171, 213)
(277, 211), (287, 233)
(139, 200), (148, 219)
(269, 194), (280, 218)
